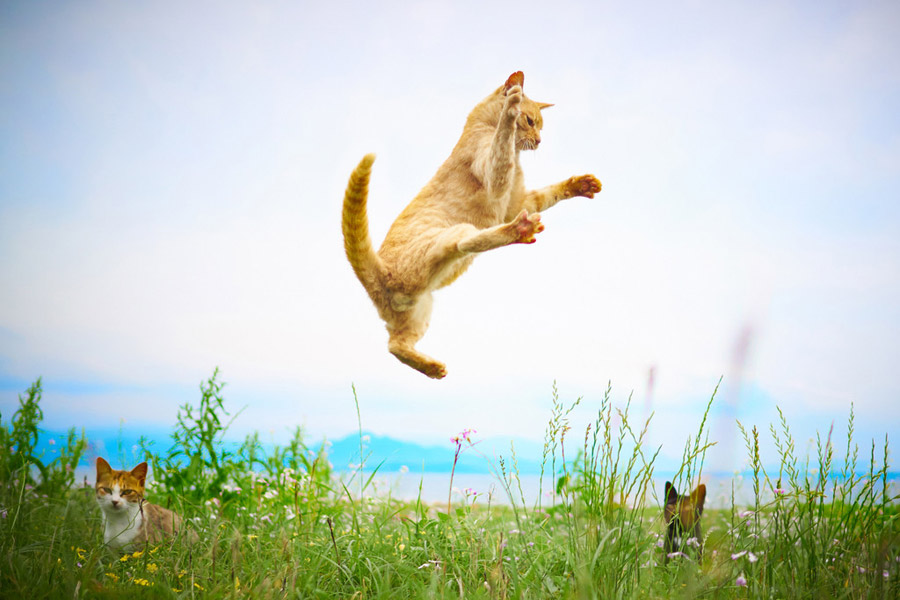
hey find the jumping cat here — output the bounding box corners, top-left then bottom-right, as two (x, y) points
(95, 457), (195, 551)
(663, 481), (706, 562)
(341, 71), (602, 379)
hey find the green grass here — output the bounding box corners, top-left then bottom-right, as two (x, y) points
(0, 373), (897, 599)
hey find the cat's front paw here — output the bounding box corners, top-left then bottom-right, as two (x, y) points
(505, 85), (523, 118)
(510, 210), (544, 244)
(567, 174), (602, 198)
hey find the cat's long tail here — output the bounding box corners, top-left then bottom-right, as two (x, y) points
(342, 154), (383, 292)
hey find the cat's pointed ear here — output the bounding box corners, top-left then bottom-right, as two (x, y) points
(690, 484), (707, 509)
(664, 481), (677, 504)
(96, 457), (112, 478)
(537, 102), (554, 110)
(504, 71), (524, 91)
(131, 462), (148, 486)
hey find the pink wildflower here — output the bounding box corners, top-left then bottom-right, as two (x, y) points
(736, 574), (747, 587)
(451, 428), (477, 445)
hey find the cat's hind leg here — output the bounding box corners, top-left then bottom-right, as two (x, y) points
(386, 294), (447, 379)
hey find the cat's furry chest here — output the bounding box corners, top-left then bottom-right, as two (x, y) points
(102, 502), (144, 550)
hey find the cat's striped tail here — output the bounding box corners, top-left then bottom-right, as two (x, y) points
(341, 154), (382, 292)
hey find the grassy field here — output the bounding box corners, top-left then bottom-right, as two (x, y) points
(1, 372), (897, 599)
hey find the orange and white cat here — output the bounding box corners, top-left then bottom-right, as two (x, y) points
(342, 71), (601, 379)
(95, 457), (194, 550)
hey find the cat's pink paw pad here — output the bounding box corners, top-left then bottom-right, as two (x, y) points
(568, 174), (602, 198)
(424, 362), (447, 379)
(512, 211), (544, 244)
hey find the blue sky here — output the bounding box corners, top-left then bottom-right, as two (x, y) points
(1, 1), (898, 473)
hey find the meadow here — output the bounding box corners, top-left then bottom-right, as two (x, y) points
(1, 371), (897, 599)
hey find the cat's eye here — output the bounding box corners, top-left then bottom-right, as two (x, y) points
(121, 489), (135, 495)
(98, 487), (112, 494)
(526, 116), (535, 127)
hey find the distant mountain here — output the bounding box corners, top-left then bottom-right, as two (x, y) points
(324, 432), (545, 475)
(32, 427), (546, 475)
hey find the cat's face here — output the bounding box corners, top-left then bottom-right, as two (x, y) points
(664, 481), (706, 528)
(483, 71), (553, 152)
(514, 98), (548, 151)
(95, 457), (146, 515)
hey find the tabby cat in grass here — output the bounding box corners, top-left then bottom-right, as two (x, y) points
(342, 71), (602, 379)
(95, 457), (195, 550)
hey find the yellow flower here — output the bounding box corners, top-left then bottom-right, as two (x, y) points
(133, 578), (153, 587)
(177, 570), (187, 578)
(399, 544), (406, 552)
(147, 563), (159, 574)
(247, 535), (258, 541)
(234, 576), (241, 590)
(105, 573), (119, 582)
(194, 582), (205, 591)
(119, 555), (129, 562)
(131, 550), (144, 558)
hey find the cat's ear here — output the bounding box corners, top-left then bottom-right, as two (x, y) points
(130, 462), (148, 486)
(690, 483), (706, 509)
(504, 71), (524, 91)
(96, 457), (112, 478)
(664, 481), (677, 504)
(536, 102), (554, 110)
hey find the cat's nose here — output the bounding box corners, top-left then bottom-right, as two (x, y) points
(111, 499), (120, 507)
